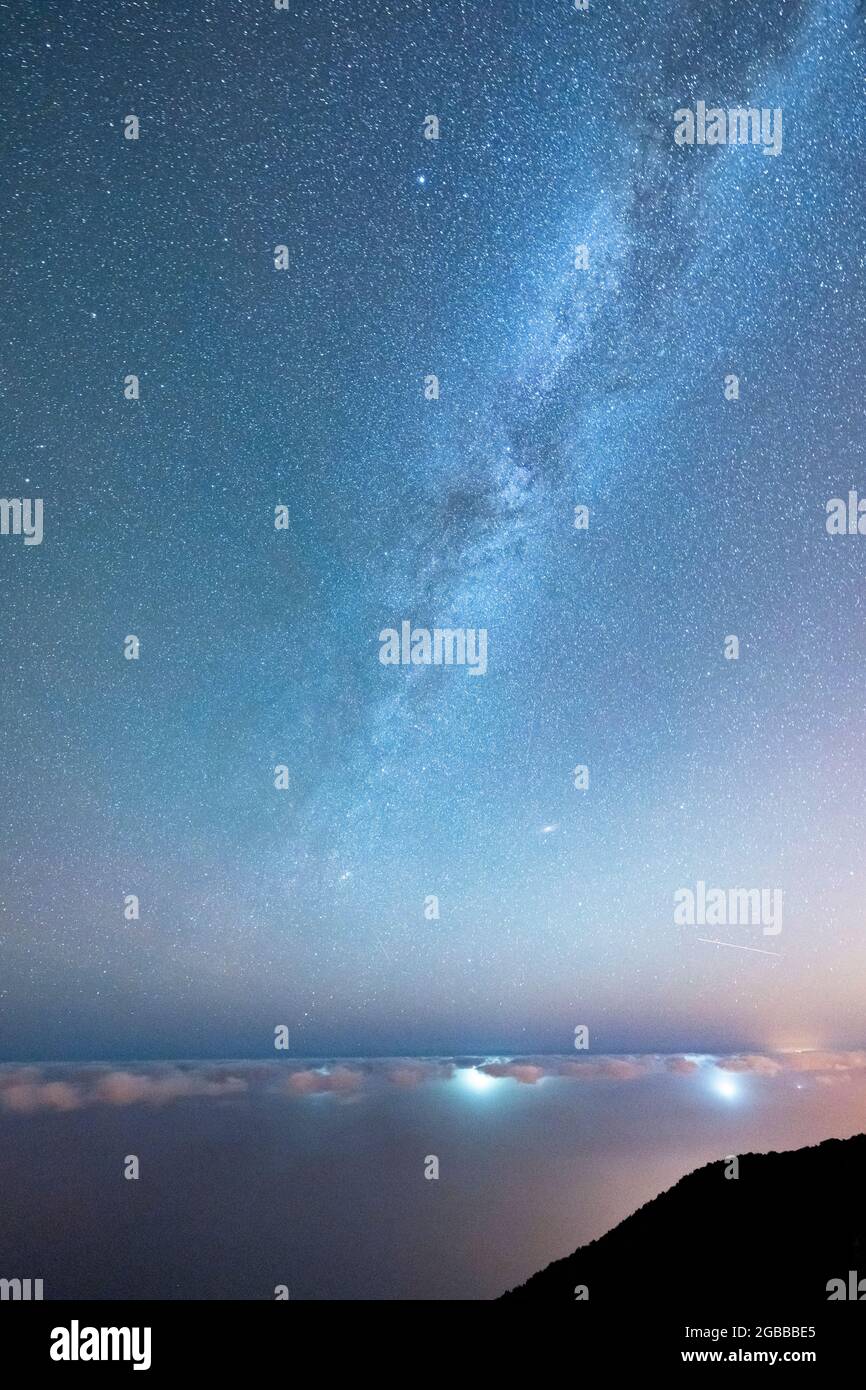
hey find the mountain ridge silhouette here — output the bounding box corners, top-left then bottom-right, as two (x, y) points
(499, 1133), (866, 1303)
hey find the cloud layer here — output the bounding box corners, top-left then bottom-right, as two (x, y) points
(1, 1051), (864, 1113)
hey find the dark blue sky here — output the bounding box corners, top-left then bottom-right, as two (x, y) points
(1, 0), (864, 1060)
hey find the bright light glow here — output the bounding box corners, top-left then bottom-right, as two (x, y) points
(459, 1067), (497, 1094)
(711, 1073), (740, 1102)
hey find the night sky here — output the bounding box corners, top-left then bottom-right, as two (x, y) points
(1, 0), (865, 1063)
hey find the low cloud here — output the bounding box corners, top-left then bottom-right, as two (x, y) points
(283, 1066), (365, 1097)
(2, 1080), (81, 1114)
(716, 1055), (783, 1076)
(2, 1050), (864, 1113)
(0, 1065), (248, 1114)
(665, 1056), (700, 1075)
(479, 1063), (547, 1085)
(785, 1050), (866, 1074)
(715, 1051), (866, 1078)
(94, 1070), (247, 1106)
(386, 1061), (456, 1087)
(564, 1058), (655, 1082)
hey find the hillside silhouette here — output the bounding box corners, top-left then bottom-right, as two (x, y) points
(500, 1133), (866, 1303)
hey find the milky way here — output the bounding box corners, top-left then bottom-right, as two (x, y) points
(0, 0), (864, 1060)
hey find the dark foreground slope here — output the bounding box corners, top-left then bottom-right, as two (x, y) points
(500, 1133), (866, 1303)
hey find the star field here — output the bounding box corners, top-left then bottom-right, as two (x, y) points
(0, 0), (865, 1060)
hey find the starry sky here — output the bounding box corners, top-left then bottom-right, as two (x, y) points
(1, 0), (865, 1062)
